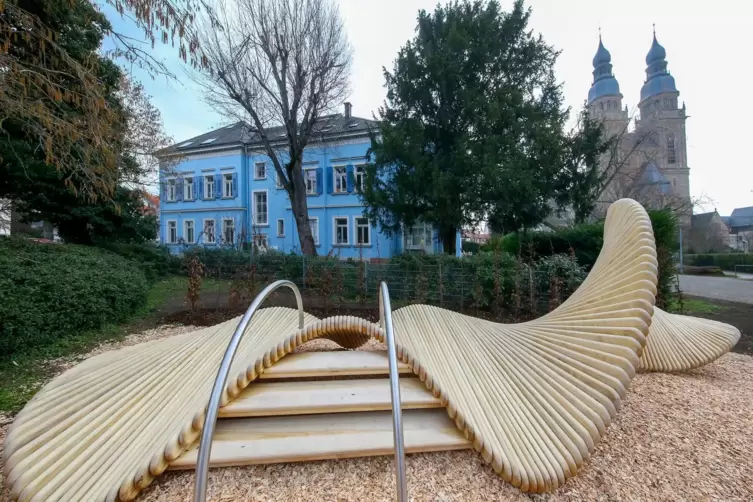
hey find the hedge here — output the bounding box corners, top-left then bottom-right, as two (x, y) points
(685, 253), (753, 271)
(484, 209), (679, 308)
(0, 237), (149, 356)
(101, 242), (181, 282)
(188, 247), (586, 318)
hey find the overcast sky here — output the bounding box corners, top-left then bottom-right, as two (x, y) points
(105, 0), (753, 215)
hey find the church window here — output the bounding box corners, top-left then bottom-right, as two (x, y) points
(667, 134), (676, 164)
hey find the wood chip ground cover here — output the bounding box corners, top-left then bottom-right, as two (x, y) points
(2, 326), (752, 502)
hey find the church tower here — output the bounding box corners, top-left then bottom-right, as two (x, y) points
(587, 34), (629, 136)
(635, 29), (691, 212)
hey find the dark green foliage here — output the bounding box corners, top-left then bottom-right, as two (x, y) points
(0, 237), (148, 357)
(486, 224), (604, 268)
(362, 0), (567, 253)
(685, 253), (753, 271)
(462, 241), (481, 254)
(102, 243), (181, 283)
(184, 248), (586, 318)
(648, 208), (679, 309)
(362, 1), (612, 250)
(11, 184), (158, 246)
(553, 108), (615, 223)
(486, 208), (679, 308)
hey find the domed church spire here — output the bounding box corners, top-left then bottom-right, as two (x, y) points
(640, 26), (678, 103)
(588, 33), (622, 105)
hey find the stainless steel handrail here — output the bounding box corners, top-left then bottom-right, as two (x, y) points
(194, 280), (304, 502)
(379, 281), (408, 502)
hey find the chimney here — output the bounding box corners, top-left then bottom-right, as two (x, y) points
(344, 102), (352, 119)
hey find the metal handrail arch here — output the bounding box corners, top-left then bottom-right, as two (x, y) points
(194, 280), (304, 502)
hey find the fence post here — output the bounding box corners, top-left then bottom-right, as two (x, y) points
(460, 262), (464, 312)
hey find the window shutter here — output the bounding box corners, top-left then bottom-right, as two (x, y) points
(160, 181), (166, 202)
(196, 176), (202, 200)
(232, 173), (238, 197)
(216, 218), (221, 243)
(346, 164), (354, 193)
(176, 178), (184, 202)
(214, 175), (221, 199)
(316, 167), (323, 195)
(326, 167), (333, 194)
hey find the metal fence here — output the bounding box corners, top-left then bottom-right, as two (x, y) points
(189, 253), (584, 319)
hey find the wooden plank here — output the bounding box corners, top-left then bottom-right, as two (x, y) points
(170, 409), (469, 470)
(258, 351), (412, 380)
(220, 378), (440, 418)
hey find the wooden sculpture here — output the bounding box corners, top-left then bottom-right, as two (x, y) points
(1, 198), (740, 501)
(640, 307), (740, 372)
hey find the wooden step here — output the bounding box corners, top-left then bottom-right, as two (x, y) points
(220, 378), (440, 418)
(170, 409), (470, 470)
(259, 351), (412, 380)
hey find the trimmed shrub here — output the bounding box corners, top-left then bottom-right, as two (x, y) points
(0, 237), (149, 356)
(685, 253), (753, 271)
(101, 242), (181, 282)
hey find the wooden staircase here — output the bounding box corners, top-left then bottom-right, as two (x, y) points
(171, 351), (471, 470)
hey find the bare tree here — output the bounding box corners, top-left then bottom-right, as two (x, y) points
(189, 0), (352, 255)
(117, 75), (176, 189)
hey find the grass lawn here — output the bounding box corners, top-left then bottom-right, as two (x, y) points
(0, 275), (231, 414)
(667, 297), (728, 315)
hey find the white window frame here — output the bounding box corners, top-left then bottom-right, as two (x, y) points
(223, 173), (233, 198)
(253, 233), (269, 248)
(222, 218), (235, 244)
(277, 218), (285, 237)
(203, 219), (216, 244)
(354, 165), (366, 192)
(406, 221), (432, 250)
(254, 162), (266, 180)
(354, 216), (371, 246)
(167, 179), (177, 202)
(184, 177), (194, 200)
(252, 190), (269, 226)
(167, 220), (178, 244)
(333, 165), (347, 193)
(304, 168), (317, 195)
(275, 172), (284, 189)
(333, 216), (349, 246)
(204, 176), (214, 199)
(184, 220), (195, 244)
(308, 217), (320, 245)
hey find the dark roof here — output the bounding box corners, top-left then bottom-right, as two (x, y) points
(691, 211), (721, 227)
(728, 206), (753, 228)
(161, 113), (378, 155)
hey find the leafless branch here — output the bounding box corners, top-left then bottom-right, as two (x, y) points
(188, 0), (352, 254)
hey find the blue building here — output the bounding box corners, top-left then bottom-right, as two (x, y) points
(158, 103), (461, 260)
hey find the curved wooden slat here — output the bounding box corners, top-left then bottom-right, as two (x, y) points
(5, 198), (740, 500)
(378, 198), (659, 493)
(639, 307), (740, 372)
(3, 312), (377, 502)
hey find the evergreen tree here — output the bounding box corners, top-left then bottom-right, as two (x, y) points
(362, 0), (608, 249)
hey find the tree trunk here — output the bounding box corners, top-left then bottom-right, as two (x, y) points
(440, 226), (457, 255)
(289, 161), (317, 256)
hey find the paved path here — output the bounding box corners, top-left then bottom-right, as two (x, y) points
(678, 274), (753, 305)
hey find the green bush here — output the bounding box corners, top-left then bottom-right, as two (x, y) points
(487, 208), (678, 308)
(685, 253), (753, 271)
(0, 237), (149, 356)
(101, 242), (181, 282)
(461, 240), (481, 254)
